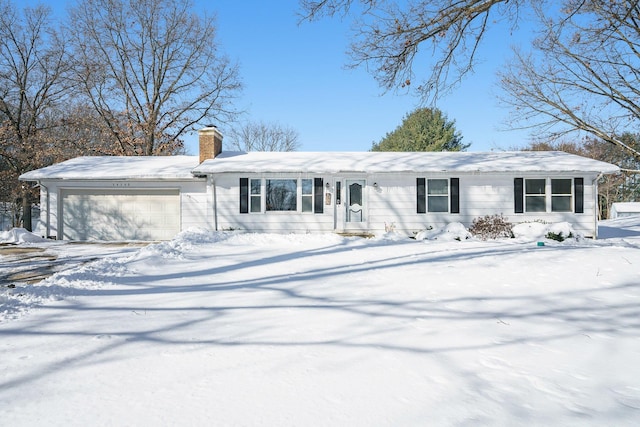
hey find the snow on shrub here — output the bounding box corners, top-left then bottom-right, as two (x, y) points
(468, 214), (513, 240)
(415, 223), (471, 241)
(545, 222), (575, 242)
(512, 221), (579, 242)
(511, 221), (549, 241)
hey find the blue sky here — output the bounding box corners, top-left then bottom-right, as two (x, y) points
(32, 0), (532, 153)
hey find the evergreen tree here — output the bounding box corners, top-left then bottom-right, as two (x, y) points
(371, 108), (468, 152)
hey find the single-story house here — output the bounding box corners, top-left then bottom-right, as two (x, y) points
(610, 202), (640, 219)
(20, 127), (620, 240)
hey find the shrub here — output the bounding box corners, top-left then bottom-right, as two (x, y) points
(545, 231), (573, 242)
(469, 214), (514, 240)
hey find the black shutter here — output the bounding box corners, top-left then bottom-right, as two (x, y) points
(450, 178), (460, 214)
(575, 178), (584, 213)
(239, 178), (249, 214)
(314, 178), (324, 214)
(417, 178), (426, 213)
(514, 178), (524, 213)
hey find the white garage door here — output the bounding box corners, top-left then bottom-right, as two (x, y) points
(60, 189), (181, 241)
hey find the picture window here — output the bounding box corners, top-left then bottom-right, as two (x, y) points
(266, 179), (297, 211)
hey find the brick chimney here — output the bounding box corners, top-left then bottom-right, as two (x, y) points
(199, 126), (223, 163)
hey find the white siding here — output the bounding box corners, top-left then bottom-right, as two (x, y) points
(180, 180), (210, 230)
(367, 173), (599, 237)
(213, 172), (601, 238)
(213, 174), (335, 233)
(32, 171), (602, 240)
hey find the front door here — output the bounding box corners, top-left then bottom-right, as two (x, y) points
(345, 180), (365, 223)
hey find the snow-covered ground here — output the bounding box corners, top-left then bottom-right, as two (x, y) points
(1, 219), (640, 426)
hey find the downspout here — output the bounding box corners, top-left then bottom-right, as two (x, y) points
(592, 172), (604, 239)
(212, 177), (218, 231)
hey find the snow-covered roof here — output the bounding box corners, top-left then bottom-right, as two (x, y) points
(19, 156), (201, 180)
(193, 151), (620, 174)
(611, 202), (640, 213)
(19, 151), (620, 181)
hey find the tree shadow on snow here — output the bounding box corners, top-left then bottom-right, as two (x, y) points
(0, 238), (639, 394)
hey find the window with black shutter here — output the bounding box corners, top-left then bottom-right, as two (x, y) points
(450, 178), (460, 214)
(314, 178), (324, 213)
(239, 178), (249, 214)
(241, 177), (325, 214)
(574, 178), (584, 213)
(514, 178), (524, 213)
(417, 178), (426, 213)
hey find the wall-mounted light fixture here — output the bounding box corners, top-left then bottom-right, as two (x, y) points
(326, 182), (331, 189)
(373, 182), (379, 188)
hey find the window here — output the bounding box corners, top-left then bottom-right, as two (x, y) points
(551, 179), (572, 212)
(241, 177), (325, 214)
(250, 179), (261, 213)
(266, 179), (297, 211)
(302, 179), (313, 212)
(525, 179), (546, 212)
(515, 177), (583, 214)
(417, 178), (459, 214)
(428, 179), (449, 212)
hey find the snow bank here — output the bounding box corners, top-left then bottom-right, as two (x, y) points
(415, 222), (472, 241)
(133, 227), (236, 259)
(224, 231), (345, 247)
(373, 230), (408, 241)
(0, 227), (47, 243)
(135, 228), (347, 260)
(512, 221), (578, 242)
(413, 221), (582, 243)
(1, 252), (133, 322)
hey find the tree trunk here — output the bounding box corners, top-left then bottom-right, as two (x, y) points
(22, 191), (32, 231)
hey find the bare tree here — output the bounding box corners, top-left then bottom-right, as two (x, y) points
(69, 0), (242, 156)
(300, 0), (531, 99)
(499, 1), (640, 162)
(301, 1), (640, 165)
(0, 1), (75, 230)
(228, 121), (301, 152)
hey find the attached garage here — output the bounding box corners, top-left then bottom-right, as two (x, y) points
(18, 155), (207, 241)
(60, 188), (181, 241)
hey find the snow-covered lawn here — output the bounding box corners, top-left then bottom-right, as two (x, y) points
(1, 219), (640, 426)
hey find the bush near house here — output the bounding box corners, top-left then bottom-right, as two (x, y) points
(469, 214), (514, 240)
(545, 230), (574, 242)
